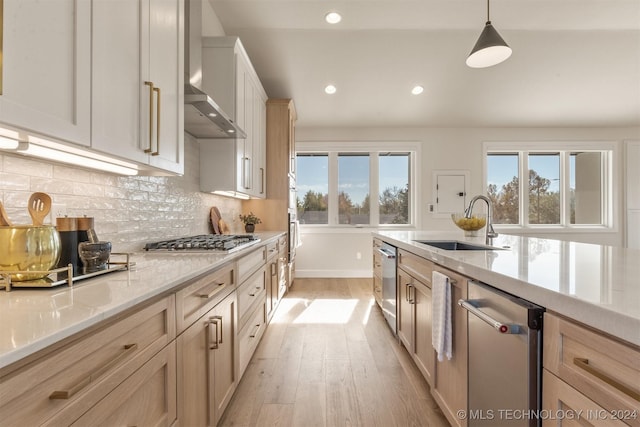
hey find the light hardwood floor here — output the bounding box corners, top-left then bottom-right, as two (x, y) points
(219, 278), (451, 427)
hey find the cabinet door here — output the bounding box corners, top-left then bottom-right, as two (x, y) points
(91, 0), (147, 164)
(147, 0), (184, 174)
(413, 279), (434, 386)
(177, 292), (236, 427)
(69, 343), (177, 427)
(397, 269), (413, 351)
(0, 0), (90, 146)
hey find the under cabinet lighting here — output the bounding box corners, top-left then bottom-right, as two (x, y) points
(213, 190), (251, 200)
(0, 129), (139, 175)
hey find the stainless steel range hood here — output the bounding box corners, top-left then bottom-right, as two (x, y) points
(184, 0), (245, 139)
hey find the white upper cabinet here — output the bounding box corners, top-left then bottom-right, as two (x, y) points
(92, 0), (184, 175)
(200, 37), (267, 198)
(0, 0), (91, 146)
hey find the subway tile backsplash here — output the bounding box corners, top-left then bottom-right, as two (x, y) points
(0, 137), (242, 252)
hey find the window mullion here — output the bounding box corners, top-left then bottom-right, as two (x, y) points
(370, 153), (380, 225)
(328, 152), (338, 225)
(521, 151), (529, 226)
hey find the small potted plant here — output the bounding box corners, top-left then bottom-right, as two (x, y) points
(239, 212), (262, 233)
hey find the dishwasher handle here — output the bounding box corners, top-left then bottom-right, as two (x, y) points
(458, 299), (521, 334)
(377, 248), (396, 259)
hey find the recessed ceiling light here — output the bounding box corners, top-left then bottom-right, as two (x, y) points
(324, 84), (337, 95)
(411, 85), (424, 95)
(208, 112), (218, 117)
(325, 12), (342, 24)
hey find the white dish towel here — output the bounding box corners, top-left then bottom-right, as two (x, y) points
(432, 271), (452, 361)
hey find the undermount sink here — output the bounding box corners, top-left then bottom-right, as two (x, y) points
(414, 240), (506, 251)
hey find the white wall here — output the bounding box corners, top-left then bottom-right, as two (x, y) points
(294, 125), (640, 278)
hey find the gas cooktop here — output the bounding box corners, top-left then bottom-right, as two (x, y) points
(143, 234), (261, 253)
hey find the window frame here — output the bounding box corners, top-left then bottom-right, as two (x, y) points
(483, 140), (618, 233)
(296, 141), (420, 229)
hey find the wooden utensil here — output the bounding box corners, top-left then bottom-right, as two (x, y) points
(218, 219), (230, 234)
(210, 207), (221, 234)
(28, 192), (52, 226)
(0, 201), (13, 226)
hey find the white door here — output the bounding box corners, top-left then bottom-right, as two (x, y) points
(435, 174), (467, 214)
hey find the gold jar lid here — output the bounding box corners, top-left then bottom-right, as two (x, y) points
(56, 217), (78, 231)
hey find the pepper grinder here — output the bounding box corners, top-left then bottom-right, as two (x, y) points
(56, 216), (79, 278)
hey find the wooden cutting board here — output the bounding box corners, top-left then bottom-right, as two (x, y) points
(218, 219), (230, 234)
(210, 207), (221, 234)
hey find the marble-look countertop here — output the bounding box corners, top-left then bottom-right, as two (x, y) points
(374, 231), (640, 347)
(0, 232), (284, 370)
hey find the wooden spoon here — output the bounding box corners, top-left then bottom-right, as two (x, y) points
(0, 201), (13, 226)
(28, 192), (52, 226)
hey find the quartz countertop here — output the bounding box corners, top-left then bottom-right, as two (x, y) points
(0, 232), (284, 370)
(374, 231), (640, 347)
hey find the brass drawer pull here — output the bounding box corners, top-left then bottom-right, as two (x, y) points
(144, 81), (154, 153)
(573, 357), (640, 401)
(249, 323), (262, 338)
(152, 86), (160, 156)
(198, 282), (225, 299)
(50, 343), (138, 400)
(208, 316), (223, 349)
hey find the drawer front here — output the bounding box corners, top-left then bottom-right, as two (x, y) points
(238, 303), (266, 377)
(238, 266), (266, 329)
(238, 246), (267, 284)
(544, 313), (640, 426)
(0, 295), (175, 427)
(176, 262), (235, 332)
(542, 369), (628, 427)
(266, 240), (278, 262)
(67, 342), (177, 427)
(398, 249), (434, 285)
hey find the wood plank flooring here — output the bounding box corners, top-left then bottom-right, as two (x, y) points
(219, 278), (450, 427)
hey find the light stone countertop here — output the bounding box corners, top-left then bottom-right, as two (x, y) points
(374, 231), (640, 347)
(0, 232), (284, 370)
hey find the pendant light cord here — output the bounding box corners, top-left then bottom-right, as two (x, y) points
(486, 0), (491, 23)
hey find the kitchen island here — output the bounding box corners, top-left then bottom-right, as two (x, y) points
(374, 230), (640, 346)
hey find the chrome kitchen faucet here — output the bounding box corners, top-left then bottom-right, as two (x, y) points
(465, 195), (499, 245)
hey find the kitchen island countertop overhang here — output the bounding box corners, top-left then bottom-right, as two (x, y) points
(374, 230), (640, 347)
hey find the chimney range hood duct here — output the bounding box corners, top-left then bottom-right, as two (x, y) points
(184, 0), (246, 139)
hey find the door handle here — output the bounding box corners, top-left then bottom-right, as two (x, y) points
(151, 86), (160, 156)
(208, 316), (223, 349)
(377, 248), (396, 259)
(458, 299), (520, 334)
(144, 81), (154, 154)
(573, 358), (640, 401)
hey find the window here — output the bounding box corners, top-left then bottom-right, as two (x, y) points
(485, 142), (613, 229)
(296, 143), (416, 227)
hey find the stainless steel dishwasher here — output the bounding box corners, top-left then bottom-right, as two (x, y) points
(458, 281), (544, 427)
(378, 243), (397, 334)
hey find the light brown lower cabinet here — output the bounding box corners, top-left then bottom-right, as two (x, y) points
(67, 342), (177, 427)
(543, 312), (640, 427)
(177, 290), (237, 427)
(0, 295), (176, 427)
(396, 248), (468, 427)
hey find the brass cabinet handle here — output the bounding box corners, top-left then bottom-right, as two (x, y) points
(271, 262), (277, 276)
(242, 157), (252, 189)
(152, 86), (160, 155)
(197, 281), (225, 299)
(144, 81), (154, 154)
(573, 357), (640, 401)
(260, 167), (264, 194)
(208, 316), (223, 349)
(248, 286), (262, 297)
(50, 343), (138, 399)
(249, 323), (261, 338)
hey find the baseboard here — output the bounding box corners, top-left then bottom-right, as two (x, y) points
(296, 269), (373, 278)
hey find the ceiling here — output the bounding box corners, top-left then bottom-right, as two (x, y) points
(207, 0), (640, 129)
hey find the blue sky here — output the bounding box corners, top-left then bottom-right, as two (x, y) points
(487, 154), (576, 193)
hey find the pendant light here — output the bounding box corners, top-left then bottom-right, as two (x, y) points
(466, 0), (512, 68)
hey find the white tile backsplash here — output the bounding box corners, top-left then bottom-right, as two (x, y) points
(0, 137), (243, 252)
